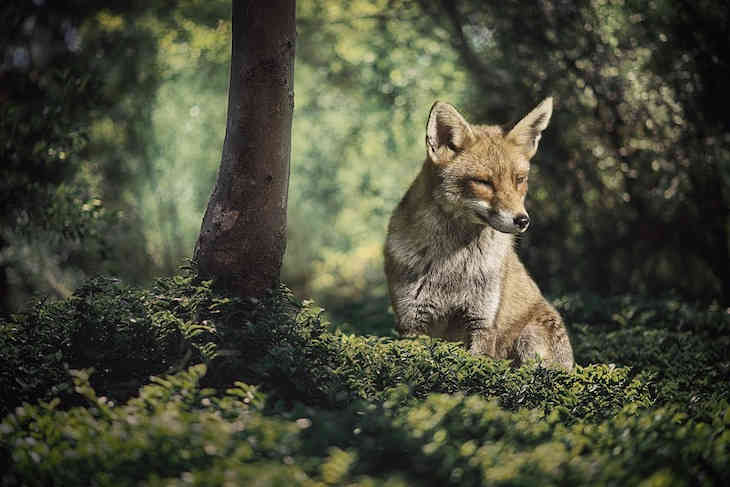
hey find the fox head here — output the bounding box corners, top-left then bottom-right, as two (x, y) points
(424, 98), (553, 234)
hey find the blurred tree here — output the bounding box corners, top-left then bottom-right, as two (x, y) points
(195, 0), (296, 298)
(0, 2), (114, 311)
(3, 0), (726, 318)
(287, 0), (470, 309)
(0, 1), (178, 311)
(641, 0), (730, 303)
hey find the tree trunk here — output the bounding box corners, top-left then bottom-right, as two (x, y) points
(194, 0), (296, 298)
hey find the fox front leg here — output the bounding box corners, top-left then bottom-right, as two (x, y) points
(390, 279), (440, 336)
(396, 302), (440, 336)
(390, 275), (448, 337)
(463, 314), (499, 357)
(468, 327), (498, 357)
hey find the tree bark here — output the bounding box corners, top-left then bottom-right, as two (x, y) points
(194, 0), (296, 298)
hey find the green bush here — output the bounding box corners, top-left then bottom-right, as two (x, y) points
(2, 272), (728, 485)
(2, 365), (728, 486)
(556, 294), (730, 421)
(1, 276), (189, 415)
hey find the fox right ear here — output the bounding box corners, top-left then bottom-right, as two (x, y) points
(506, 97), (553, 159)
(426, 101), (474, 164)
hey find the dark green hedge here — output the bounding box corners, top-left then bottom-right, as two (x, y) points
(3, 365), (728, 486)
(1, 272), (729, 485)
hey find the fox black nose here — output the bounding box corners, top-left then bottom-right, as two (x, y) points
(514, 214), (530, 231)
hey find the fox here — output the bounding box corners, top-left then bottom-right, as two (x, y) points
(384, 97), (574, 370)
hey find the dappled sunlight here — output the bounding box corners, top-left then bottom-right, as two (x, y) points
(3, 0), (727, 314)
(2, 1), (729, 484)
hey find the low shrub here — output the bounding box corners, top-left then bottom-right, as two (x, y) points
(1, 276), (191, 415)
(1, 272), (663, 422)
(2, 365), (728, 486)
(2, 271), (728, 485)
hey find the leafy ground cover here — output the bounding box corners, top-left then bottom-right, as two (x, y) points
(1, 271), (728, 485)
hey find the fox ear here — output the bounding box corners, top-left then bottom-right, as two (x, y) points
(426, 101), (474, 164)
(506, 97), (553, 159)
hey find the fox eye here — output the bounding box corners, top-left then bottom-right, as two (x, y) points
(472, 178), (494, 189)
(516, 175), (527, 184)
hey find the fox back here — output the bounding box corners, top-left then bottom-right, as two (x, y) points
(384, 98), (574, 370)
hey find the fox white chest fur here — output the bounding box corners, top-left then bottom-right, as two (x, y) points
(386, 201), (511, 341)
(384, 98), (575, 370)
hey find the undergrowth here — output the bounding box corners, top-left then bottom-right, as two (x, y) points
(1, 270), (728, 485)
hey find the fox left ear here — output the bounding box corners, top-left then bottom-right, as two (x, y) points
(425, 101), (474, 164)
(506, 97), (553, 159)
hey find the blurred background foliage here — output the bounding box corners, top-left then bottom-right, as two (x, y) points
(1, 0), (728, 329)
